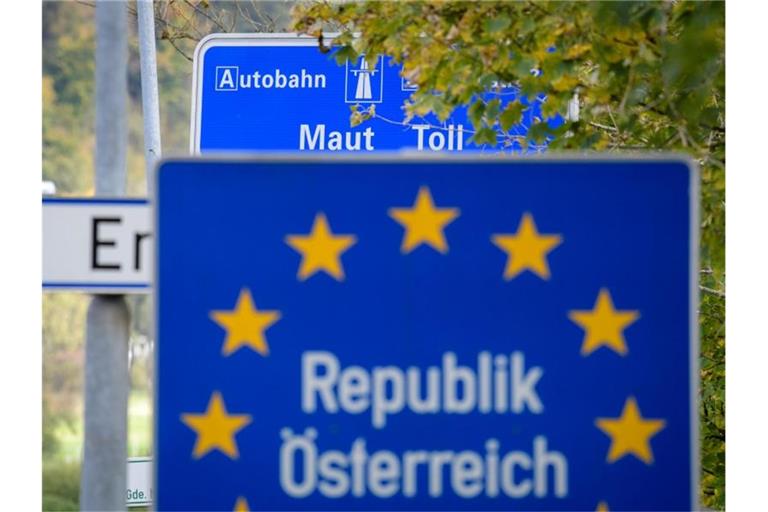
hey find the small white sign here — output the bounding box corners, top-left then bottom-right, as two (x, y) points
(43, 198), (151, 293)
(127, 456), (152, 507)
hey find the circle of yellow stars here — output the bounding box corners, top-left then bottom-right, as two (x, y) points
(176, 185), (668, 510)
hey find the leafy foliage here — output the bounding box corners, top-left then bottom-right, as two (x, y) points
(42, 1), (295, 197)
(294, 1), (725, 508)
(43, 3), (96, 194)
(42, 293), (87, 436)
(42, 460), (80, 511)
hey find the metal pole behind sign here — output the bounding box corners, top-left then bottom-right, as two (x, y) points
(136, 3), (161, 500)
(137, 0), (162, 195)
(81, 1), (130, 510)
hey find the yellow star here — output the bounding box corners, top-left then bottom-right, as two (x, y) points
(210, 288), (281, 357)
(233, 496), (250, 511)
(596, 501), (609, 512)
(595, 397), (666, 464)
(180, 391), (252, 459)
(568, 288), (640, 356)
(388, 186), (460, 254)
(491, 212), (562, 280)
(285, 212), (357, 281)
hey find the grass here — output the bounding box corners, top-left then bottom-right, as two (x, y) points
(128, 390), (152, 456)
(42, 460), (80, 512)
(43, 390), (153, 510)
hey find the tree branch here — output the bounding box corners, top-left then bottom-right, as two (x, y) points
(700, 285), (725, 299)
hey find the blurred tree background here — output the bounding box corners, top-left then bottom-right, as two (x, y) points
(41, 2), (293, 509)
(42, 1), (724, 510)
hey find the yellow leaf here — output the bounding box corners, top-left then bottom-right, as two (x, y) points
(552, 75), (579, 92)
(565, 43), (592, 59)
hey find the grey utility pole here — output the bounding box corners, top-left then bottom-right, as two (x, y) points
(81, 1), (130, 511)
(137, 0), (162, 195)
(136, 0), (161, 492)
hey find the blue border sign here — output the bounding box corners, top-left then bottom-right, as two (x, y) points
(155, 155), (698, 511)
(191, 34), (559, 154)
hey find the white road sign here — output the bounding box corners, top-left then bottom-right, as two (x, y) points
(43, 198), (151, 293)
(127, 456), (152, 507)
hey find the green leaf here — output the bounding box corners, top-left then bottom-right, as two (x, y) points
(527, 122), (552, 144)
(485, 15), (511, 34)
(470, 126), (498, 146)
(467, 100), (486, 129)
(485, 98), (501, 121)
(333, 45), (358, 65)
(499, 101), (524, 132)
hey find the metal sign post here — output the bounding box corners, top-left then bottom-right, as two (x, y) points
(137, 0), (162, 196)
(80, 1), (130, 510)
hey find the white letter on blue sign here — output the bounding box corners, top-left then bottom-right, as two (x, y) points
(372, 366), (405, 428)
(444, 352), (476, 413)
(280, 427), (318, 497)
(534, 436), (568, 498)
(451, 451), (484, 498)
(300, 124), (325, 150)
(318, 451), (350, 498)
(302, 351), (339, 413)
(339, 366), (371, 413)
(512, 352), (544, 413)
(218, 69), (235, 89)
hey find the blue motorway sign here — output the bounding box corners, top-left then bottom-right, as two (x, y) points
(191, 34), (559, 153)
(155, 155), (698, 511)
